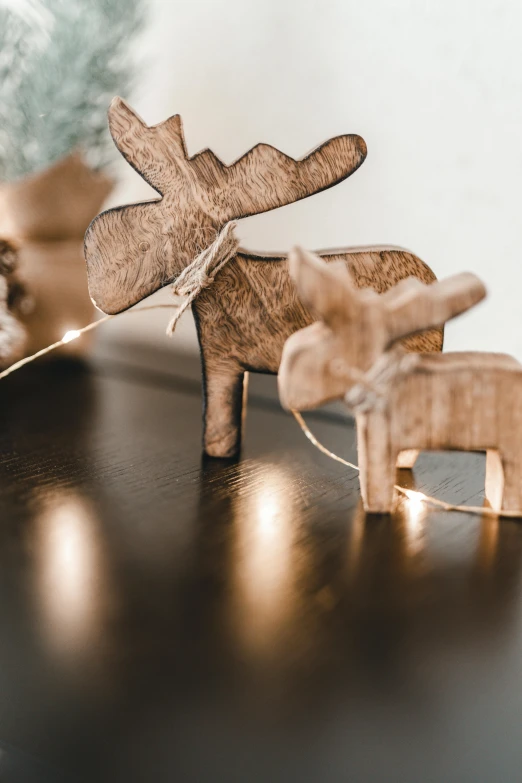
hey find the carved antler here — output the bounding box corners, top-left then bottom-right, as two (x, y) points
(289, 247), (486, 346)
(107, 97), (368, 221)
(107, 98), (193, 194)
(288, 246), (372, 326)
(280, 248), (486, 414)
(381, 272), (487, 346)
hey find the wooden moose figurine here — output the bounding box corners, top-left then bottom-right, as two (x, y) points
(84, 98), (442, 458)
(278, 247), (522, 514)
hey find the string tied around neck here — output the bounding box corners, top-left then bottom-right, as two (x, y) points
(344, 350), (419, 413)
(166, 221), (240, 336)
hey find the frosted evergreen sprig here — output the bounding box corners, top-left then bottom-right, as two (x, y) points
(0, 0), (144, 181)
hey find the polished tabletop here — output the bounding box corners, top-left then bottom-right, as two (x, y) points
(0, 347), (521, 782)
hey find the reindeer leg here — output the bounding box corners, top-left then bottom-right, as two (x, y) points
(356, 412), (395, 514)
(485, 449), (504, 512)
(396, 449), (420, 470)
(202, 360), (248, 458)
(500, 453), (522, 512)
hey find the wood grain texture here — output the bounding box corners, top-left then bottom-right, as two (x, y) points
(279, 248), (522, 514)
(84, 98), (442, 457)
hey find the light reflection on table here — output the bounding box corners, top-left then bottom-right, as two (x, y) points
(230, 463), (300, 657)
(32, 490), (109, 659)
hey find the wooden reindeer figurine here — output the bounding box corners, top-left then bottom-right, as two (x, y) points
(279, 247), (522, 514)
(84, 98), (442, 458)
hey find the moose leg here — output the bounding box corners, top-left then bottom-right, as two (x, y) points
(202, 360), (247, 458)
(356, 412), (396, 513)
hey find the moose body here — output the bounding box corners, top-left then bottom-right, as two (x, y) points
(84, 98), (441, 457)
(279, 248), (522, 515)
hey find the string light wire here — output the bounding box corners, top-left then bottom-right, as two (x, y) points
(1, 307), (520, 518)
(0, 304), (175, 381)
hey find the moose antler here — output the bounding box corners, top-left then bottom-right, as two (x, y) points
(107, 97), (368, 221)
(107, 98), (194, 194)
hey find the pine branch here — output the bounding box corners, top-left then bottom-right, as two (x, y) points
(0, 0), (145, 180)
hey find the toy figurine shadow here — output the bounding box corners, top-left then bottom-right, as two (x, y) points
(84, 98), (441, 458)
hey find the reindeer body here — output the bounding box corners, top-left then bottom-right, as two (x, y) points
(355, 351), (522, 513)
(279, 248), (522, 515)
(84, 98), (441, 457)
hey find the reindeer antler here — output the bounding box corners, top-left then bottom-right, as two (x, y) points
(287, 248), (486, 358)
(288, 246), (365, 326)
(107, 98), (368, 220)
(382, 273), (487, 346)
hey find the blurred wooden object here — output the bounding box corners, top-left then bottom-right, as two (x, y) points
(279, 247), (522, 515)
(0, 154), (111, 356)
(85, 98), (441, 458)
(0, 239), (27, 367)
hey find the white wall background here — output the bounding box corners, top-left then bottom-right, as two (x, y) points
(105, 0), (522, 359)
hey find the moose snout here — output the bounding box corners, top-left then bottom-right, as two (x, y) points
(354, 135), (367, 160)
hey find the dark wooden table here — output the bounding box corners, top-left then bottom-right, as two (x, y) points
(0, 346), (521, 782)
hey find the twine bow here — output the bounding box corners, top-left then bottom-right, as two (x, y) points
(344, 349), (419, 413)
(166, 221), (240, 336)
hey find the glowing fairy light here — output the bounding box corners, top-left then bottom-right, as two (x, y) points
(402, 488), (427, 509)
(62, 329), (81, 343)
(0, 304), (176, 381)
